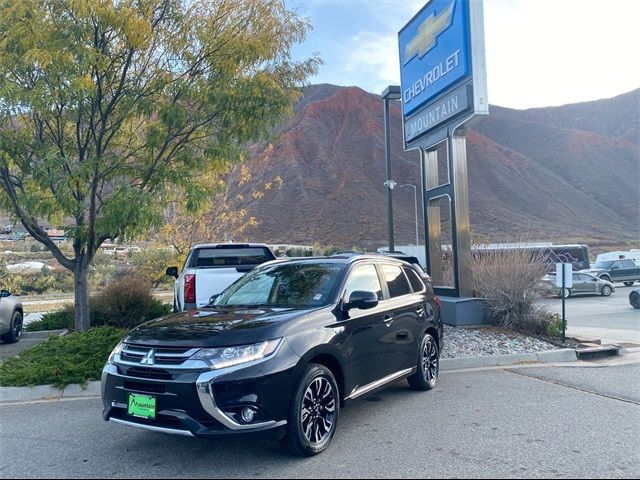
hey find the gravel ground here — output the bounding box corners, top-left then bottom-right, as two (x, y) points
(441, 325), (558, 359)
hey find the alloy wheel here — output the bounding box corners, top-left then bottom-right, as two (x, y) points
(422, 336), (439, 383)
(301, 377), (336, 446)
(13, 315), (22, 341)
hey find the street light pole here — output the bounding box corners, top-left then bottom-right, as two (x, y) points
(382, 85), (401, 253)
(399, 184), (419, 247)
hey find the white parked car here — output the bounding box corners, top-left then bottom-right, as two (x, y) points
(166, 243), (276, 312)
(0, 289), (23, 344)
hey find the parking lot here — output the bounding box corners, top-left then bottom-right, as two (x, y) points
(1, 359), (639, 479)
(537, 283), (639, 345)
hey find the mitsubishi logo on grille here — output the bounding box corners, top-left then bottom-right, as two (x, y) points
(140, 349), (156, 365)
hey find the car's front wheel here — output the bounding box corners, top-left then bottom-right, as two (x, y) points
(601, 285), (613, 297)
(623, 281), (635, 287)
(408, 333), (439, 391)
(559, 288), (571, 299)
(279, 364), (339, 457)
(1, 311), (23, 344)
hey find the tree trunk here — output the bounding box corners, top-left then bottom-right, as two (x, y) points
(74, 263), (91, 332)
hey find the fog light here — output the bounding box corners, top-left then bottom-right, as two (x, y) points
(241, 407), (255, 423)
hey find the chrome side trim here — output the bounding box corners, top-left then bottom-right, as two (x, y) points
(109, 417), (194, 437)
(195, 340), (285, 431)
(345, 367), (416, 400)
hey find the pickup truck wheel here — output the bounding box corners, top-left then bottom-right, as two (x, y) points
(601, 285), (612, 297)
(1, 311), (23, 344)
(623, 281), (635, 287)
(600, 275), (611, 283)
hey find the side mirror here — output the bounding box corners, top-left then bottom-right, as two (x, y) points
(166, 266), (179, 278)
(208, 294), (219, 305)
(346, 290), (379, 310)
(0, 289), (10, 298)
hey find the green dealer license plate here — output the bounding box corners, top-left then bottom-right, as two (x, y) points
(128, 393), (156, 420)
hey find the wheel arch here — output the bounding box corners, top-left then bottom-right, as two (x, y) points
(295, 345), (347, 405)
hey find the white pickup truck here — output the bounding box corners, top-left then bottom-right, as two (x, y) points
(166, 243), (277, 312)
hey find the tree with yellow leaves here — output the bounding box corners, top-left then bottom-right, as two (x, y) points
(0, 0), (320, 330)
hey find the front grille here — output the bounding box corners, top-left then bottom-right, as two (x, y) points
(123, 380), (166, 394)
(120, 344), (198, 367)
(122, 366), (173, 381)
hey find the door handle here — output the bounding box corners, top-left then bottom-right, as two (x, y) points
(416, 307), (425, 317)
(383, 314), (394, 327)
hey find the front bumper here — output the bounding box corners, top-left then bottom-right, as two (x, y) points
(101, 343), (299, 439)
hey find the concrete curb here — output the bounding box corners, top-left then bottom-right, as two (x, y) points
(1, 348), (581, 403)
(440, 348), (577, 371)
(0, 381), (101, 403)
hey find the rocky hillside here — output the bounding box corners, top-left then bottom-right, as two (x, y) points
(231, 85), (640, 250)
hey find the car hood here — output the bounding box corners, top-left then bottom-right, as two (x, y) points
(123, 307), (315, 347)
(580, 268), (605, 275)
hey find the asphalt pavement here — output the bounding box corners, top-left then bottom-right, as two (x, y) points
(1, 359), (638, 479)
(537, 283), (640, 345)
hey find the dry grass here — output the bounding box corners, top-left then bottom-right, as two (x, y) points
(472, 247), (550, 334)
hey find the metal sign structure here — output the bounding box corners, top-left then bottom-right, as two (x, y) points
(398, 0), (488, 298)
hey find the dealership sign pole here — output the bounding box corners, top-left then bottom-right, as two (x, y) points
(399, 0), (488, 306)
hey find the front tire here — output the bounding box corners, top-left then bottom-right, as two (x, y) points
(559, 288), (571, 299)
(1, 311), (23, 344)
(601, 285), (612, 297)
(623, 281), (635, 287)
(408, 333), (439, 391)
(279, 364), (339, 457)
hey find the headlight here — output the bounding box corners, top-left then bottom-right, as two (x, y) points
(108, 341), (125, 364)
(190, 338), (282, 370)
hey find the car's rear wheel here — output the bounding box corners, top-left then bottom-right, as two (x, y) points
(1, 311), (23, 344)
(630, 292), (640, 309)
(279, 364), (339, 457)
(623, 281), (635, 287)
(408, 333), (439, 391)
(559, 288), (571, 299)
(601, 285), (612, 297)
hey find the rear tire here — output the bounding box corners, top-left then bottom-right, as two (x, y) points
(559, 288), (571, 299)
(623, 281), (635, 287)
(630, 292), (640, 309)
(279, 364), (339, 457)
(408, 333), (439, 391)
(601, 285), (612, 297)
(1, 311), (23, 344)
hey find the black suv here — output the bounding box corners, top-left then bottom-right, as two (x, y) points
(102, 256), (442, 456)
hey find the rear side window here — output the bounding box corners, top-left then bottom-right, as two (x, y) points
(189, 247), (275, 268)
(404, 267), (425, 292)
(620, 260), (636, 268)
(381, 265), (412, 298)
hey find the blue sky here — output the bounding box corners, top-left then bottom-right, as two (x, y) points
(287, 0), (640, 109)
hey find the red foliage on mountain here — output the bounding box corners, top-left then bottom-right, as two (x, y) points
(230, 85), (639, 249)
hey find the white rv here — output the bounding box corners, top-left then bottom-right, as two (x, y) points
(595, 250), (640, 265)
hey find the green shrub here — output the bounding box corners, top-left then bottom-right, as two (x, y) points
(0, 326), (127, 388)
(25, 307), (73, 332)
(27, 276), (171, 331)
(89, 276), (171, 329)
(546, 313), (564, 338)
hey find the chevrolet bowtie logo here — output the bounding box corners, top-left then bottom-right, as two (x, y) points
(140, 349), (156, 365)
(404, 1), (455, 65)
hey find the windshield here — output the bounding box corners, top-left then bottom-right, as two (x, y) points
(214, 263), (344, 309)
(593, 261), (613, 269)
